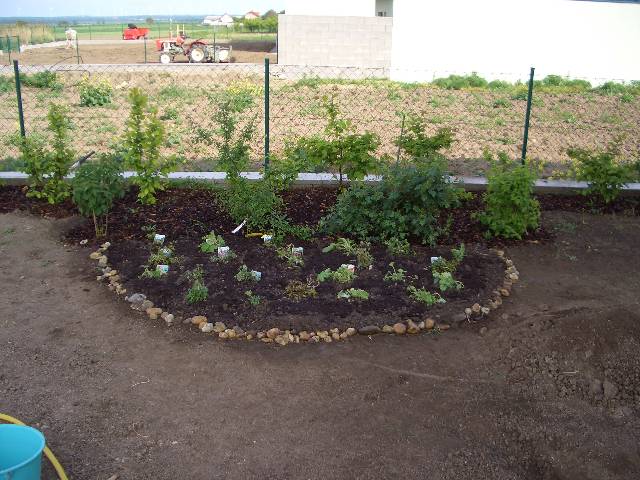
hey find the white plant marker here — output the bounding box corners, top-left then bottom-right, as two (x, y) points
(341, 264), (355, 273)
(262, 235), (273, 243)
(251, 271), (262, 281)
(292, 247), (303, 257)
(430, 256), (442, 264)
(154, 234), (166, 244)
(160, 247), (172, 257)
(232, 219), (247, 234)
(157, 264), (169, 274)
(218, 246), (230, 258)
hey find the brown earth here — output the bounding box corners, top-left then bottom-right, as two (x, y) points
(9, 40), (277, 65)
(1, 207), (639, 479)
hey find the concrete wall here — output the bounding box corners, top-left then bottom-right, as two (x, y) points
(278, 14), (393, 68)
(390, 0), (640, 83)
(284, 0), (375, 17)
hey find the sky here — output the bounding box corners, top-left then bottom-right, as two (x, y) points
(0, 0), (286, 18)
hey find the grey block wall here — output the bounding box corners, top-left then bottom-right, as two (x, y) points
(278, 14), (392, 69)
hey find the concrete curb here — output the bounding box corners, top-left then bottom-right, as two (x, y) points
(1, 171), (640, 195)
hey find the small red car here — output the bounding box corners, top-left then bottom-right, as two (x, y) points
(123, 24), (149, 40)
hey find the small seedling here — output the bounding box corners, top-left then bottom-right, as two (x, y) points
(276, 244), (304, 267)
(337, 288), (369, 300)
(140, 267), (165, 279)
(245, 290), (262, 306)
(407, 286), (445, 305)
(316, 265), (356, 284)
(322, 237), (357, 256)
(355, 243), (374, 269)
(383, 262), (407, 283)
(235, 265), (260, 282)
(285, 278), (319, 300)
(433, 271), (464, 292)
(451, 243), (465, 263)
(200, 231), (226, 253)
(185, 265), (208, 304)
(317, 268), (334, 283)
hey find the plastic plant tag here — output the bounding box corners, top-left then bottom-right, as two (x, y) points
(157, 264), (169, 274)
(154, 234), (166, 244)
(218, 246), (230, 258)
(160, 247), (172, 257)
(251, 271), (262, 281)
(430, 256), (442, 264)
(341, 264), (356, 273)
(232, 219), (247, 234)
(262, 235), (273, 243)
(292, 247), (303, 257)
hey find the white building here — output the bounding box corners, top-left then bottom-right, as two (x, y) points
(202, 13), (234, 26)
(279, 0), (640, 83)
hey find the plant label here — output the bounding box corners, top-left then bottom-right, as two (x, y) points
(218, 246), (230, 258)
(157, 264), (169, 274)
(154, 234), (166, 244)
(341, 264), (355, 273)
(232, 219), (247, 234)
(292, 247), (303, 257)
(262, 235), (273, 243)
(251, 271), (262, 281)
(430, 256), (442, 264)
(160, 247), (172, 257)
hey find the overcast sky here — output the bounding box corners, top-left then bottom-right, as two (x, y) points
(0, 0), (285, 18)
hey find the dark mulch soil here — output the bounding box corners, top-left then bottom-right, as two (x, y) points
(108, 236), (505, 332)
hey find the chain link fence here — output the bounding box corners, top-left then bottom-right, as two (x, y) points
(1, 61), (638, 176)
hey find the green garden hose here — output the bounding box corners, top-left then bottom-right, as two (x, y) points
(0, 413), (69, 480)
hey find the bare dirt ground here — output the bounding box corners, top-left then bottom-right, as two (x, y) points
(1, 210), (639, 479)
(8, 40), (277, 65)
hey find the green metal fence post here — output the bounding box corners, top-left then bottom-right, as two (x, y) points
(144, 36), (147, 63)
(264, 57), (270, 170)
(521, 67), (535, 164)
(13, 60), (25, 137)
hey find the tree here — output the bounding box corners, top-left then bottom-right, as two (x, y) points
(262, 9), (277, 19)
(145, 17), (154, 25)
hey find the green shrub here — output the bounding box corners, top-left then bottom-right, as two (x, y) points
(18, 104), (74, 204)
(288, 97), (380, 183)
(317, 265), (356, 284)
(432, 73), (488, 90)
(235, 265), (259, 282)
(78, 75), (112, 106)
(433, 271), (463, 292)
(0, 76), (14, 93)
(123, 88), (176, 204)
(321, 159), (466, 245)
(479, 152), (540, 239)
(566, 143), (635, 204)
(21, 71), (62, 90)
(395, 114), (453, 161)
(72, 155), (124, 237)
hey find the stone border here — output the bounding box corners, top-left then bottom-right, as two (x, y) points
(88, 243), (518, 346)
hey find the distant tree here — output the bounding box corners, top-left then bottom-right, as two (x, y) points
(145, 17), (154, 25)
(262, 9), (277, 19)
(15, 20), (27, 27)
(58, 21), (70, 27)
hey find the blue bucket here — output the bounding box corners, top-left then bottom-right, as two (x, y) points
(0, 425), (45, 480)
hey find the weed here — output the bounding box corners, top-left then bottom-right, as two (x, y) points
(492, 97), (512, 108)
(78, 75), (112, 107)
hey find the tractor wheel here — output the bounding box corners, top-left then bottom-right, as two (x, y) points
(159, 53), (172, 65)
(189, 46), (205, 63)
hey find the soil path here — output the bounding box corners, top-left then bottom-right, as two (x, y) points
(1, 211), (639, 479)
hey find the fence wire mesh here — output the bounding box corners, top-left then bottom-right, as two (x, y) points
(1, 62), (639, 176)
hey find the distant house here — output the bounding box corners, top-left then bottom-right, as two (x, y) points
(202, 13), (234, 26)
(244, 11), (261, 20)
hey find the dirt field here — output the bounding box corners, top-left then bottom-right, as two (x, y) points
(1, 209), (639, 479)
(8, 40), (277, 65)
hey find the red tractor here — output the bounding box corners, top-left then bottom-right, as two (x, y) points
(122, 24), (150, 40)
(155, 31), (231, 64)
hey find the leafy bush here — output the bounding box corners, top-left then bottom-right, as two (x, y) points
(479, 152), (540, 239)
(384, 237), (411, 256)
(566, 143), (636, 204)
(321, 159), (466, 245)
(123, 88), (176, 204)
(72, 155), (124, 237)
(289, 97), (380, 183)
(395, 115), (453, 161)
(432, 73), (488, 90)
(22, 71), (62, 90)
(18, 104), (74, 204)
(78, 75), (113, 106)
(433, 271), (463, 292)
